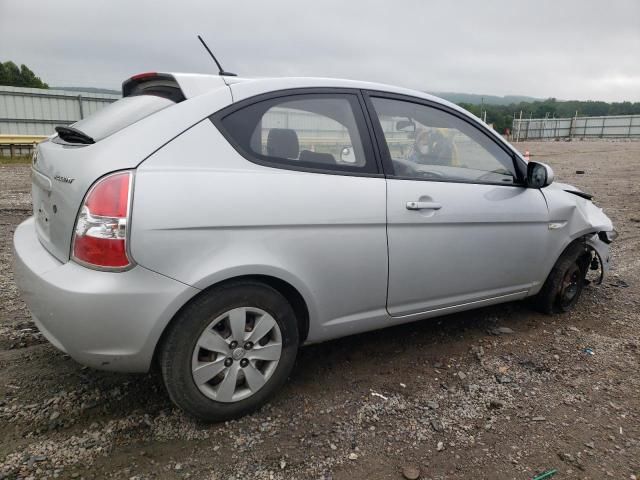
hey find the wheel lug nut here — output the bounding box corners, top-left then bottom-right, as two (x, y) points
(224, 358), (233, 367)
(244, 341), (253, 350)
(240, 359), (249, 368)
(229, 341), (238, 349)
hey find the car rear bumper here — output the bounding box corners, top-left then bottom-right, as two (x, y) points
(12, 217), (199, 372)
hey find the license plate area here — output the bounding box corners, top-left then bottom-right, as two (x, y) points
(36, 200), (51, 238)
(31, 173), (53, 242)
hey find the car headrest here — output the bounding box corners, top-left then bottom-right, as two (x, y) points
(267, 128), (299, 159)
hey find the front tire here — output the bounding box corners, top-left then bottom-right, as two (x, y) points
(160, 281), (299, 422)
(532, 242), (589, 314)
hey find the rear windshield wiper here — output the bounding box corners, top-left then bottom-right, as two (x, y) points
(55, 126), (95, 145)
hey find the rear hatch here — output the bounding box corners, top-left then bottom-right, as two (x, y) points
(31, 73), (186, 262)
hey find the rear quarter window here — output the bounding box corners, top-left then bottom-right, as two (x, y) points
(214, 93), (378, 175)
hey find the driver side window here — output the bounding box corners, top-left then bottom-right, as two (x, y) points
(371, 97), (517, 185)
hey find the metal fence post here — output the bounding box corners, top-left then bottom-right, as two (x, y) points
(78, 95), (84, 119)
(570, 114), (575, 139)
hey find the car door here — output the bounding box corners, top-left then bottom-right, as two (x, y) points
(365, 94), (550, 317)
(134, 89), (390, 342)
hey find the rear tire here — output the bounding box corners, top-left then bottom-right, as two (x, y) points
(532, 242), (589, 314)
(160, 281), (299, 422)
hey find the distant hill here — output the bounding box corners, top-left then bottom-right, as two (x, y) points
(54, 86), (120, 95)
(430, 92), (542, 105)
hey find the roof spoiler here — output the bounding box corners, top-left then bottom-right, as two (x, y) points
(122, 72), (186, 103)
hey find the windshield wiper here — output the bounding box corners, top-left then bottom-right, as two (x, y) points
(55, 126), (95, 145)
(490, 168), (513, 176)
(564, 189), (593, 200)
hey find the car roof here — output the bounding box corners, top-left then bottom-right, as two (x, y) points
(170, 73), (467, 115)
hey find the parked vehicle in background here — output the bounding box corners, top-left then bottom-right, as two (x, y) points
(13, 73), (616, 421)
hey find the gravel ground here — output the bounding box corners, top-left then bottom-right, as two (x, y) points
(1, 140), (639, 480)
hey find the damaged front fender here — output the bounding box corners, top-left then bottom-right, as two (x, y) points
(536, 182), (615, 289)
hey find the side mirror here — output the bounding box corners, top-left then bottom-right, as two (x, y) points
(526, 161), (554, 188)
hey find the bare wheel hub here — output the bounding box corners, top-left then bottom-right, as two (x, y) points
(559, 264), (581, 308)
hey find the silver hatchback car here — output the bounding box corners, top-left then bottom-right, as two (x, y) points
(14, 73), (615, 421)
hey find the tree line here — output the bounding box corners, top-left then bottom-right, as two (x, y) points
(459, 98), (640, 134)
(0, 61), (49, 89)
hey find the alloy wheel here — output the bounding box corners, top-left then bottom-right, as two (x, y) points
(191, 307), (282, 403)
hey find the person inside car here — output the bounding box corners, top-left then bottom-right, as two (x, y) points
(409, 128), (457, 166)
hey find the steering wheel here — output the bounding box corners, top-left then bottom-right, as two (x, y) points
(418, 169), (446, 180)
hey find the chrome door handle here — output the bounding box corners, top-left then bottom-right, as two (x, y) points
(406, 201), (442, 211)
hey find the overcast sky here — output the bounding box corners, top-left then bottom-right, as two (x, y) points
(1, 0), (638, 102)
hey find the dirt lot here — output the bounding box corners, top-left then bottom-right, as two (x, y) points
(1, 140), (639, 480)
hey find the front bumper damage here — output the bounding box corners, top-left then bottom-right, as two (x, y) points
(585, 232), (613, 284)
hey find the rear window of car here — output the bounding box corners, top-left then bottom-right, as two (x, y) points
(64, 95), (175, 142)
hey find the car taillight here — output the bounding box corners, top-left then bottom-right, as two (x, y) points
(72, 170), (134, 270)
